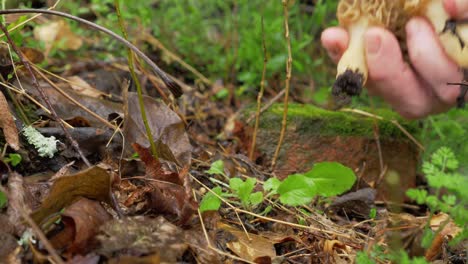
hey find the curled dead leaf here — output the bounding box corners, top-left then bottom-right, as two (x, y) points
(30, 165), (113, 226)
(47, 197), (111, 255)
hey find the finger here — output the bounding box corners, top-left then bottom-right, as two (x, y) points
(444, 0), (468, 19)
(364, 27), (437, 119)
(406, 17), (463, 106)
(321, 27), (349, 63)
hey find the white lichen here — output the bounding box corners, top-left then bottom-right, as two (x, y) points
(22, 126), (59, 158)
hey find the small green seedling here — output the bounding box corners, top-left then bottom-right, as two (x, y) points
(200, 160), (357, 212)
(229, 177), (263, 209)
(3, 153), (22, 167)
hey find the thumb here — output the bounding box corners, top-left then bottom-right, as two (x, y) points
(444, 0), (468, 19)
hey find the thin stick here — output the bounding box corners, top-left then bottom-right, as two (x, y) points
(271, 0), (293, 170)
(0, 9), (182, 98)
(246, 89), (285, 124)
(249, 17), (268, 160)
(0, 185), (64, 264)
(0, 23), (91, 167)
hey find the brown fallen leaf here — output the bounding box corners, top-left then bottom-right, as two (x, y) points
(47, 197), (112, 255)
(425, 213), (462, 261)
(30, 164), (113, 226)
(123, 92), (191, 166)
(218, 222), (277, 262)
(132, 143), (197, 225)
(0, 90), (19, 150)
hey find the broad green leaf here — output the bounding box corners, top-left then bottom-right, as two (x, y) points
(199, 187), (223, 212)
(0, 190), (7, 209)
(304, 162), (356, 197)
(277, 174), (317, 206)
(206, 160), (225, 176)
(264, 177), (281, 193)
(249, 192), (263, 206)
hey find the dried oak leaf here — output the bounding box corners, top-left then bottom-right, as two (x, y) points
(0, 91), (19, 150)
(30, 164), (113, 225)
(123, 92), (191, 166)
(133, 143), (197, 225)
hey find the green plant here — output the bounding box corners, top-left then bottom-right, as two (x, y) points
(265, 162), (356, 206)
(200, 160), (356, 212)
(3, 153), (22, 167)
(356, 248), (428, 264)
(201, 160), (263, 212)
(0, 190), (7, 209)
(406, 147), (468, 245)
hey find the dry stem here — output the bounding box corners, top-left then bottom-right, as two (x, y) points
(271, 0), (293, 170)
(249, 17), (268, 160)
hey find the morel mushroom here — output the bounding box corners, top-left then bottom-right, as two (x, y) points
(333, 0), (468, 105)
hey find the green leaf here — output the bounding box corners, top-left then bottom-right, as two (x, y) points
(369, 208), (377, 219)
(199, 187), (223, 212)
(7, 153), (22, 167)
(230, 177), (256, 204)
(0, 190), (7, 209)
(277, 174), (317, 206)
(206, 160), (225, 176)
(249, 192), (263, 206)
(406, 189), (428, 204)
(304, 162), (356, 197)
(264, 177), (281, 194)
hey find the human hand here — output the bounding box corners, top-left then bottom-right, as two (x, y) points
(321, 0), (468, 119)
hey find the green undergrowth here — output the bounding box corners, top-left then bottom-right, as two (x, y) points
(246, 103), (420, 139)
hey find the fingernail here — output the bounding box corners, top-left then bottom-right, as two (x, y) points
(407, 19), (421, 37)
(366, 32), (381, 55)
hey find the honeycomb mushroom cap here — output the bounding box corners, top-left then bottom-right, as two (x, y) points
(337, 0), (416, 30)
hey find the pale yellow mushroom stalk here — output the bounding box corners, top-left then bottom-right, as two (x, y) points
(333, 0), (468, 105)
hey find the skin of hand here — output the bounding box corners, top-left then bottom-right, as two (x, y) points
(322, 0), (468, 119)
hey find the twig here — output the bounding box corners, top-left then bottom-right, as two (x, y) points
(0, 23), (91, 167)
(249, 16), (268, 160)
(271, 0), (293, 170)
(114, 0), (158, 158)
(0, 8), (182, 98)
(246, 89), (285, 123)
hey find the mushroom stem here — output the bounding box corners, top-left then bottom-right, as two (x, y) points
(333, 17), (369, 97)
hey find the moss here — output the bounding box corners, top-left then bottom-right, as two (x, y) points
(246, 103), (420, 139)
